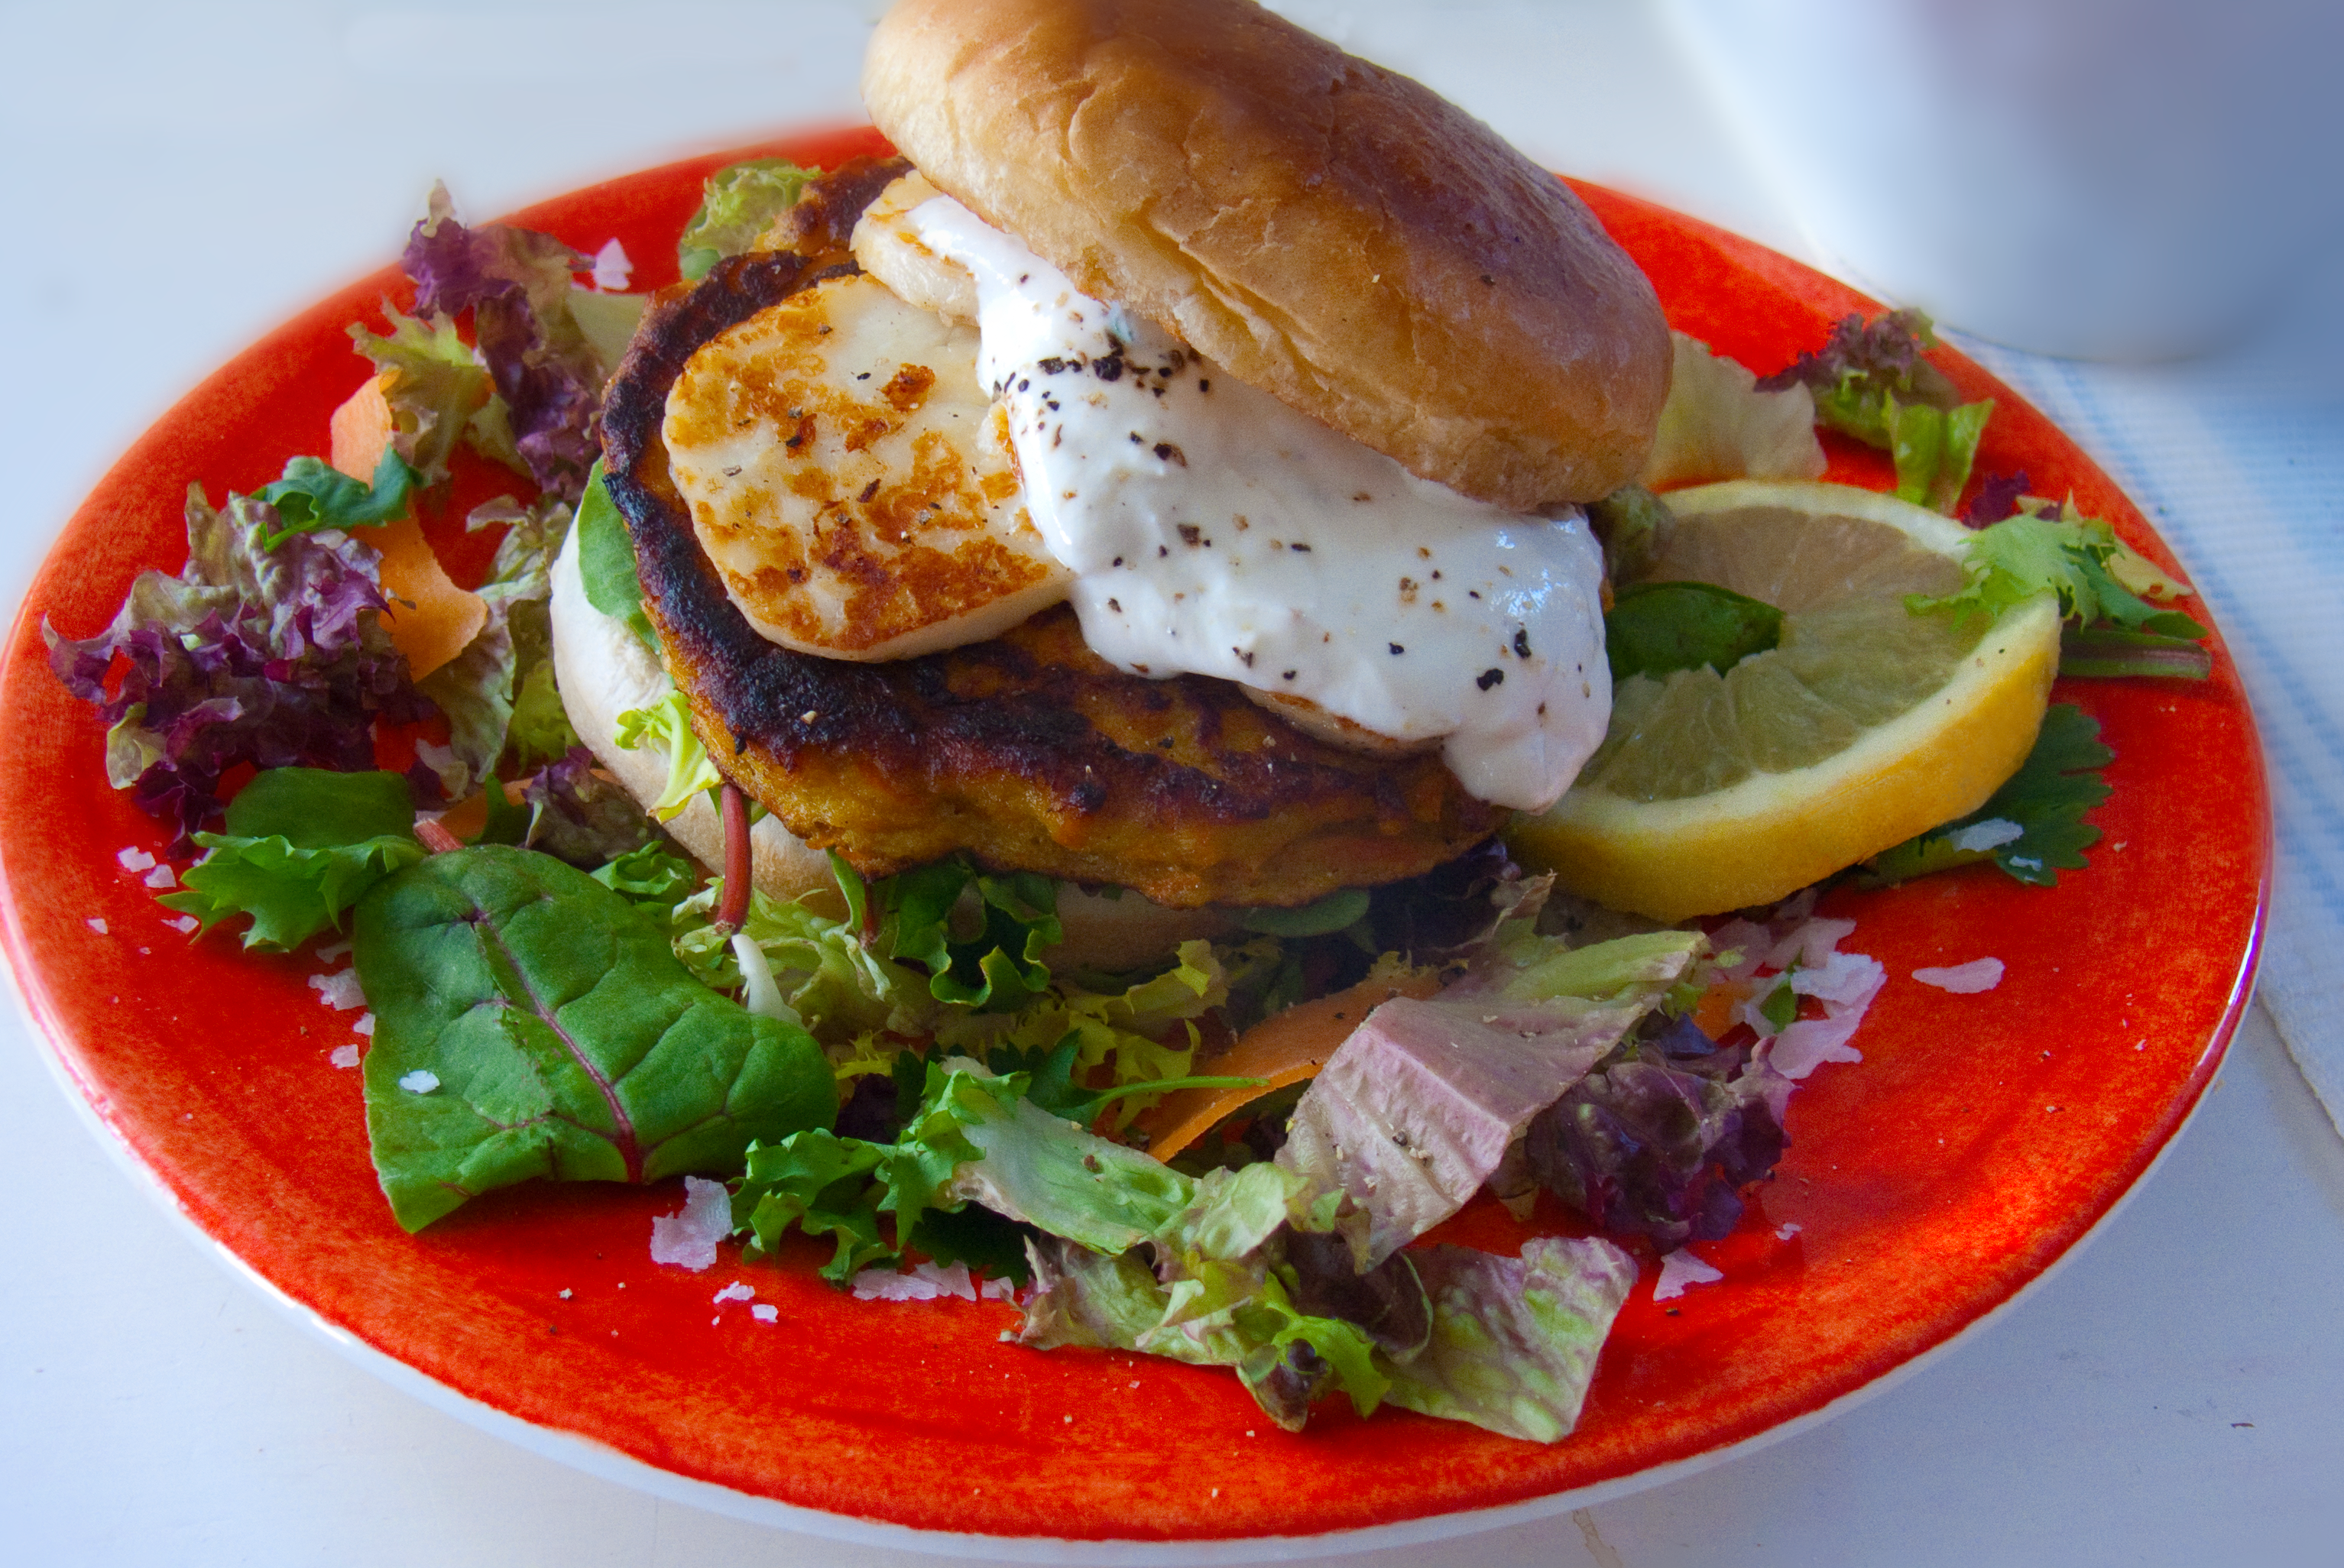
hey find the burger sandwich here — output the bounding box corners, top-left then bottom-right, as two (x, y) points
(556, 0), (1673, 957)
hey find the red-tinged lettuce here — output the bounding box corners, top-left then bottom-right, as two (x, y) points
(1523, 1012), (1791, 1249)
(160, 768), (423, 951)
(349, 302), (511, 484)
(1757, 308), (1994, 513)
(1964, 468), (2032, 526)
(521, 745), (658, 867)
(355, 845), (835, 1231)
(46, 484), (434, 850)
(410, 493), (578, 800)
(403, 185), (604, 503)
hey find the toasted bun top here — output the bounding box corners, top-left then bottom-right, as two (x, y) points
(863, 0), (1672, 510)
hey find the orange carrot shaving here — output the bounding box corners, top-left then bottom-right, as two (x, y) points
(327, 377), (488, 681)
(1136, 967), (1443, 1161)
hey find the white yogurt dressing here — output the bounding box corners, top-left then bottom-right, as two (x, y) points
(906, 196), (1611, 812)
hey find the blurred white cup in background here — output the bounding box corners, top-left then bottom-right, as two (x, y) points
(1665, 0), (2344, 360)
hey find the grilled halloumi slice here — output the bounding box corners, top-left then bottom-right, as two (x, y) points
(663, 268), (1066, 662)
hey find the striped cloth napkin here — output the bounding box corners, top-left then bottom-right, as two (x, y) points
(1953, 326), (2344, 1139)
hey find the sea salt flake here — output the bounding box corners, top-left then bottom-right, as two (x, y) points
(1765, 1010), (1866, 1079)
(316, 940), (352, 962)
(1913, 957), (2005, 994)
(851, 1259), (977, 1302)
(1653, 1249), (1725, 1301)
(309, 970), (367, 1010)
(117, 847), (155, 873)
(592, 237), (633, 292)
(167, 915), (199, 934)
(649, 1176), (731, 1271)
(142, 863), (177, 889)
(751, 1304), (778, 1323)
(712, 1281), (755, 1305)
(353, 1013), (375, 1037)
(980, 1275), (1020, 1304)
(1775, 1222), (1803, 1240)
(397, 1068), (439, 1093)
(1949, 818), (2025, 854)
(86, 918), (107, 935)
(1791, 950), (1886, 1007)
(329, 1045), (361, 1069)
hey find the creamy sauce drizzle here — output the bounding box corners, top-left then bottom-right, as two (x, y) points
(906, 197), (1611, 812)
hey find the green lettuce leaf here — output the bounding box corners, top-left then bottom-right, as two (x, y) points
(356, 845), (835, 1231)
(1863, 701), (2114, 888)
(886, 857), (1064, 1010)
(1910, 502), (2209, 639)
(347, 303), (517, 484)
(678, 159), (814, 280)
(1379, 1237), (1637, 1443)
(160, 767), (423, 951)
(614, 688), (721, 821)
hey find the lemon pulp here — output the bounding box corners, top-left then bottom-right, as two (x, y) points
(1511, 481), (2062, 922)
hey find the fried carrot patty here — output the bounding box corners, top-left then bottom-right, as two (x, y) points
(598, 158), (1505, 908)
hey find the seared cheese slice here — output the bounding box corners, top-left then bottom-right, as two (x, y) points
(663, 270), (1068, 662)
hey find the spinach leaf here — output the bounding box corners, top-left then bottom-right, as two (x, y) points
(256, 449), (419, 546)
(355, 846), (835, 1231)
(160, 768), (423, 950)
(1604, 580), (1784, 682)
(575, 462), (656, 650)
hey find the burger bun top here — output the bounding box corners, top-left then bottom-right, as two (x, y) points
(863, 0), (1672, 510)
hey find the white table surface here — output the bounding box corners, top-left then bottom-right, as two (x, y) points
(5, 4), (2340, 1563)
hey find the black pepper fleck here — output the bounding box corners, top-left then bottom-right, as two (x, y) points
(1477, 668), (1506, 690)
(1389, 643), (1405, 656)
(1514, 627), (1532, 657)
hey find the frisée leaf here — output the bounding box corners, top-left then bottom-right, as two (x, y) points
(355, 846), (835, 1231)
(678, 159), (814, 280)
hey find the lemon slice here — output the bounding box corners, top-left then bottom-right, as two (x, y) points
(1510, 480), (2061, 921)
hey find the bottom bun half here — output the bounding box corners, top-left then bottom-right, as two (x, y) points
(548, 524), (1235, 969)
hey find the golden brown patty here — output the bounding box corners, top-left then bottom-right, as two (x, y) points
(598, 159), (1505, 909)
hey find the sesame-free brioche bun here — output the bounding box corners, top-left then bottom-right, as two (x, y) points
(862, 0), (1672, 510)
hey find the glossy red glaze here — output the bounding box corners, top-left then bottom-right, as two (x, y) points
(0, 131), (2267, 1543)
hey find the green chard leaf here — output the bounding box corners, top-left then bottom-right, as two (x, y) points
(355, 846), (835, 1231)
(678, 159), (815, 280)
(1240, 887), (1371, 939)
(255, 449), (418, 546)
(160, 768), (423, 950)
(1603, 580), (1783, 682)
(1863, 702), (2114, 888)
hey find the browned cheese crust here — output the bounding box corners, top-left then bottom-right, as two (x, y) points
(599, 159), (1506, 909)
(863, 0), (1672, 510)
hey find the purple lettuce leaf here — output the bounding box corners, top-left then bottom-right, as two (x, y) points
(1963, 468), (2033, 526)
(521, 745), (657, 866)
(46, 484), (433, 851)
(402, 184), (603, 504)
(1523, 1012), (1791, 1250)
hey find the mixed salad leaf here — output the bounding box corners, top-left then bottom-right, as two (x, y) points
(1863, 703), (2115, 888)
(1756, 308), (1994, 513)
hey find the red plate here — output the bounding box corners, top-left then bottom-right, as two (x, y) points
(0, 128), (2267, 1548)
